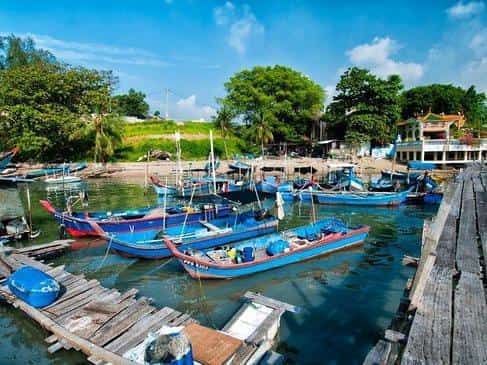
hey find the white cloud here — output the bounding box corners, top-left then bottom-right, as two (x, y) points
(3, 32), (170, 67)
(470, 27), (487, 55)
(324, 85), (337, 104)
(446, 1), (485, 19)
(346, 37), (424, 84)
(175, 95), (216, 121)
(213, 2), (263, 54)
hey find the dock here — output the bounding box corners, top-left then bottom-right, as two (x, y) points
(0, 250), (295, 364)
(364, 163), (487, 365)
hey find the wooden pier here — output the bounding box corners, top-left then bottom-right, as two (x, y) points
(0, 250), (294, 364)
(364, 164), (487, 365)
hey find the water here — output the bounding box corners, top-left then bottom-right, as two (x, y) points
(0, 179), (437, 365)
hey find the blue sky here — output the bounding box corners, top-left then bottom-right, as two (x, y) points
(1, 0), (486, 119)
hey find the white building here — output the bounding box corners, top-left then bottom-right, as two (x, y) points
(396, 112), (486, 166)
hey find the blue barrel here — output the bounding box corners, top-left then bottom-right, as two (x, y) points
(242, 247), (254, 262)
(7, 266), (60, 308)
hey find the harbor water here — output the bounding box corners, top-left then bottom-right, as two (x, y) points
(0, 179), (437, 365)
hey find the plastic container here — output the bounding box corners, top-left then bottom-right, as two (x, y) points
(242, 247), (254, 262)
(7, 266), (60, 308)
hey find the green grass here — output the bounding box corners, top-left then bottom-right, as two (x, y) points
(123, 119), (219, 137)
(117, 120), (247, 161)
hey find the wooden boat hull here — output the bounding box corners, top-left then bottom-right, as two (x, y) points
(108, 217), (278, 259)
(172, 227), (369, 279)
(314, 190), (409, 206)
(0, 147), (19, 171)
(40, 200), (233, 237)
(152, 184), (178, 196)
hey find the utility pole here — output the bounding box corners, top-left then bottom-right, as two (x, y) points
(164, 88), (170, 120)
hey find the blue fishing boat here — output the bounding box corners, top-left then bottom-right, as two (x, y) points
(150, 175), (178, 196)
(166, 218), (370, 279)
(256, 176), (280, 194)
(106, 211), (278, 259)
(325, 163), (365, 191)
(228, 160), (251, 172)
(314, 189), (410, 206)
(277, 182), (294, 201)
(0, 147), (19, 172)
(24, 162), (87, 179)
(40, 200), (234, 237)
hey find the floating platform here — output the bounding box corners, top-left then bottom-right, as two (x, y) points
(0, 252), (295, 364)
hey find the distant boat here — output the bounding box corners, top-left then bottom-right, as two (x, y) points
(150, 175), (178, 196)
(166, 218), (370, 279)
(228, 160), (251, 172)
(44, 175), (83, 184)
(106, 210), (278, 259)
(0, 147), (19, 172)
(40, 200), (234, 237)
(25, 162), (87, 179)
(313, 189), (410, 206)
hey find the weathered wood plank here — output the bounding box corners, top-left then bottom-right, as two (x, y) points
(434, 213), (457, 269)
(402, 266), (453, 365)
(364, 340), (399, 365)
(456, 180), (480, 274)
(452, 272), (487, 365)
(409, 253), (436, 310)
(46, 287), (108, 317)
(472, 176), (485, 193)
(105, 307), (176, 354)
(90, 298), (155, 346)
(44, 281), (101, 312)
(475, 191), (487, 274)
(243, 291), (300, 313)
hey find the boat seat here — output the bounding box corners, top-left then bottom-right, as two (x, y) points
(199, 220), (221, 231)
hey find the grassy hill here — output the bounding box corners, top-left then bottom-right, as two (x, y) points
(116, 120), (247, 161)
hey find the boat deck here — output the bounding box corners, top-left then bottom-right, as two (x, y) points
(364, 164), (487, 365)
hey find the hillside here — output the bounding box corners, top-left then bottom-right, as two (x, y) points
(117, 120), (247, 161)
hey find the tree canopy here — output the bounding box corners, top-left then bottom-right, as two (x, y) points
(113, 88), (149, 118)
(326, 67), (403, 146)
(0, 35), (122, 162)
(219, 65), (325, 143)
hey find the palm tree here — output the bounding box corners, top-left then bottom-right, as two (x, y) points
(86, 113), (123, 163)
(250, 109), (274, 158)
(213, 106), (234, 159)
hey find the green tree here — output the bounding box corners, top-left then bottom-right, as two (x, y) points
(248, 108), (275, 157)
(327, 67), (403, 146)
(220, 65), (325, 142)
(0, 35), (120, 161)
(213, 106), (235, 159)
(113, 88), (149, 118)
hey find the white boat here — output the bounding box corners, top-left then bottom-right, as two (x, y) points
(44, 175), (82, 184)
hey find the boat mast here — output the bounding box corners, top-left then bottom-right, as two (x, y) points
(210, 130), (217, 195)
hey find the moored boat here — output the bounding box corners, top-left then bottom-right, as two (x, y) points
(44, 175), (83, 184)
(105, 210), (278, 259)
(0, 147), (19, 172)
(40, 200), (234, 237)
(166, 218), (370, 279)
(313, 189), (410, 206)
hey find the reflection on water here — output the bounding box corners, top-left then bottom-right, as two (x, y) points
(0, 179), (437, 365)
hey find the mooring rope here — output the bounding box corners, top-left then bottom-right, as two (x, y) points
(179, 183), (197, 241)
(96, 235), (113, 272)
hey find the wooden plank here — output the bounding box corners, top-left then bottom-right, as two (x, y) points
(434, 213), (457, 269)
(247, 310), (281, 344)
(472, 176), (485, 193)
(90, 298), (155, 346)
(0, 289), (137, 364)
(456, 180), (480, 274)
(170, 313), (191, 327)
(45, 334), (58, 344)
(409, 253), (436, 310)
(363, 340), (399, 365)
(46, 286), (107, 317)
(105, 307), (175, 354)
(45, 280), (98, 308)
(14, 240), (73, 254)
(452, 272), (487, 365)
(243, 291), (300, 313)
(476, 191), (487, 273)
(402, 266), (453, 365)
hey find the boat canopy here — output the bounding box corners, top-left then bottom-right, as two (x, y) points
(326, 163), (357, 170)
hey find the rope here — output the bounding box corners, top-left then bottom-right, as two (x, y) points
(179, 183), (197, 241)
(145, 257), (175, 276)
(96, 236), (113, 272)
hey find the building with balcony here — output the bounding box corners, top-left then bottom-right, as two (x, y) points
(396, 112), (486, 166)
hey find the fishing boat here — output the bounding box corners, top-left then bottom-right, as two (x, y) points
(150, 175), (178, 196)
(313, 189), (410, 206)
(40, 200), (234, 237)
(325, 163), (365, 191)
(0, 147), (19, 172)
(44, 175), (83, 184)
(228, 160), (251, 172)
(24, 162), (87, 179)
(104, 210), (278, 259)
(166, 218), (370, 279)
